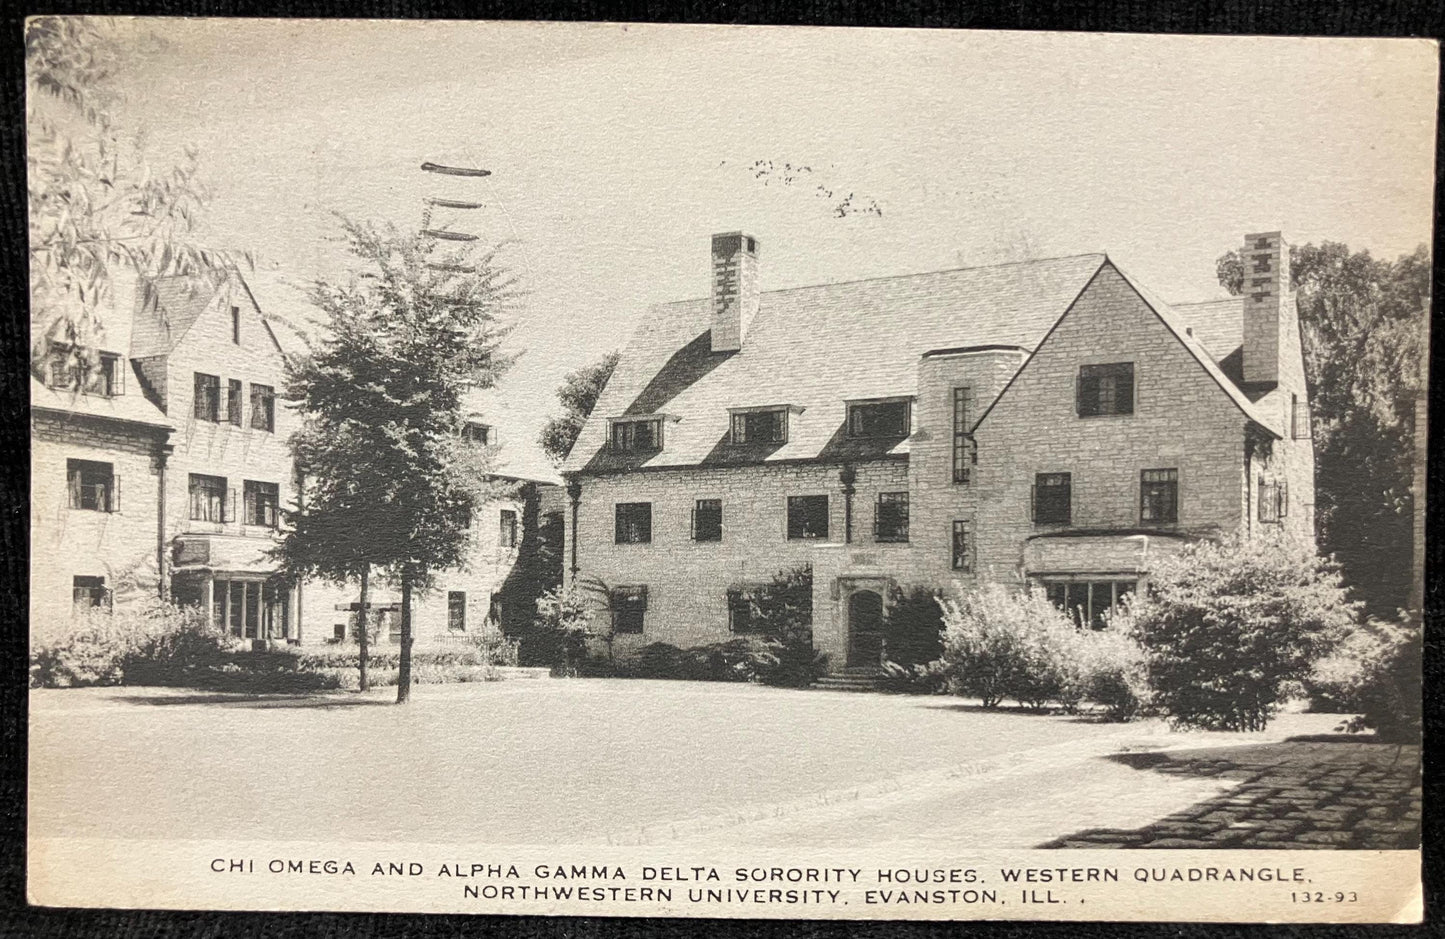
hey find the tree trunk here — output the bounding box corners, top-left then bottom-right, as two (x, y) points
(396, 567), (414, 704)
(356, 565), (370, 693)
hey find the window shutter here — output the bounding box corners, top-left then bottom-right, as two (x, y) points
(109, 474), (120, 513)
(1279, 480), (1289, 517)
(690, 504), (697, 539)
(244, 487), (256, 526)
(113, 360), (126, 396)
(229, 488), (238, 524)
(68, 467), (82, 509)
(1030, 483), (1038, 521)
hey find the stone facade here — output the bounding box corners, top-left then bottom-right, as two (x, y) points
(32, 272), (561, 653)
(30, 408), (172, 633)
(565, 232), (1317, 672)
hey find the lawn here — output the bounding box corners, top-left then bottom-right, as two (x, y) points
(28, 679), (1359, 848)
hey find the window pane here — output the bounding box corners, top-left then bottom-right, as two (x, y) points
(787, 495), (829, 540)
(448, 591), (466, 630)
(1034, 473), (1071, 524)
(693, 499), (722, 541)
(849, 400), (910, 437)
(951, 520), (971, 571)
(615, 503), (652, 543)
(1078, 363), (1134, 416)
(876, 492), (909, 542)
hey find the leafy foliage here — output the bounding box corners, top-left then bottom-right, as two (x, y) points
(1309, 615), (1422, 742)
(1133, 531), (1358, 732)
(930, 584), (1147, 717)
(31, 600), (238, 688)
(1217, 240), (1429, 615)
(724, 565), (826, 685)
(278, 216), (515, 702)
(539, 351), (619, 465)
(533, 582), (597, 675)
(882, 585), (944, 667)
(27, 16), (248, 373)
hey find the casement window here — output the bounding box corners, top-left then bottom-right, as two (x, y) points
(189, 473), (228, 522)
(72, 575), (111, 611)
(951, 520), (973, 572)
(786, 495), (829, 540)
(1031, 472), (1072, 525)
(692, 498), (723, 542)
(243, 480), (279, 528)
(1076, 362), (1135, 417)
(250, 384), (276, 432)
(332, 623), (347, 642)
(1140, 468), (1179, 524)
(488, 592), (503, 624)
(499, 509), (518, 547)
(448, 591), (466, 631)
(730, 409), (787, 444)
(231, 305), (241, 344)
(1291, 394), (1311, 440)
(46, 346), (122, 396)
(67, 460), (117, 512)
(614, 502), (653, 544)
(874, 491), (910, 542)
(1042, 580), (1136, 630)
(847, 399), (911, 438)
(610, 419), (663, 452)
(385, 611), (402, 643)
(728, 589), (760, 633)
(227, 379), (244, 426)
(460, 421), (490, 445)
(952, 386), (974, 484)
(193, 372), (221, 422)
(610, 586), (648, 634)
(1259, 478), (1289, 523)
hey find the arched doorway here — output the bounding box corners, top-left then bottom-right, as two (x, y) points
(847, 590), (884, 668)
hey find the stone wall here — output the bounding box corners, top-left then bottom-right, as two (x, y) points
(30, 412), (168, 634)
(568, 459), (913, 657)
(969, 263), (1252, 583)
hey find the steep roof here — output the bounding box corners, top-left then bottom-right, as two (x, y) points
(1111, 265), (1280, 436)
(30, 374), (174, 432)
(564, 254), (1109, 474)
(462, 387), (562, 487)
(129, 275), (219, 358)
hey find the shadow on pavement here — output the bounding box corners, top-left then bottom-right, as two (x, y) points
(113, 693), (392, 710)
(1039, 734), (1421, 850)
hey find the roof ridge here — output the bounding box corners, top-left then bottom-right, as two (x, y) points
(652, 251), (1108, 307)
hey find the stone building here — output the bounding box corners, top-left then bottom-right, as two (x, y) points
(560, 231), (1316, 670)
(30, 272), (560, 650)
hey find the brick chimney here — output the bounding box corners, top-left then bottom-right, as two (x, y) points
(710, 232), (760, 353)
(1241, 231), (1289, 387)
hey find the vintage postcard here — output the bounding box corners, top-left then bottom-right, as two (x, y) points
(26, 18), (1432, 923)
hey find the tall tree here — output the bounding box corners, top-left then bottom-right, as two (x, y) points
(27, 16), (246, 376)
(1216, 241), (1430, 615)
(539, 351), (619, 465)
(280, 216), (514, 702)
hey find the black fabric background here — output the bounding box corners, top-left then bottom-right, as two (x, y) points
(0, 2), (1440, 936)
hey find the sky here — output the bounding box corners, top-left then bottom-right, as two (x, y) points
(99, 20), (1439, 452)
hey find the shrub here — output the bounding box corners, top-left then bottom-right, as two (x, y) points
(883, 586), (945, 667)
(1133, 531), (1358, 732)
(1062, 605), (1152, 721)
(533, 583), (596, 675)
(31, 601), (237, 688)
(934, 584), (1076, 709)
(1311, 615), (1421, 741)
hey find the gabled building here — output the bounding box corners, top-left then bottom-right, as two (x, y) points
(31, 271), (562, 651)
(560, 231), (1315, 669)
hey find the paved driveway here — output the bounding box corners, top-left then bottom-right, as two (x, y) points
(28, 679), (1362, 848)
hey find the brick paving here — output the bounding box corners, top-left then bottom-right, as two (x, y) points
(1041, 737), (1421, 849)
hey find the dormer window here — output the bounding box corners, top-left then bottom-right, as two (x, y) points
(45, 347), (123, 397)
(460, 421), (491, 446)
(611, 418), (663, 453)
(730, 408), (788, 444)
(846, 398), (911, 438)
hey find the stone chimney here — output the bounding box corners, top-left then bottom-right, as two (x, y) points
(710, 232), (760, 353)
(1241, 231), (1289, 387)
